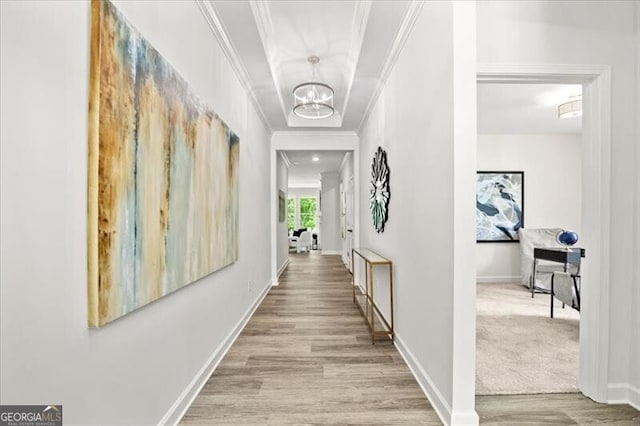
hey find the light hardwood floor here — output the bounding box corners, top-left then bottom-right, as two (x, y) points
(182, 251), (639, 425)
(476, 393), (640, 425)
(182, 252), (440, 425)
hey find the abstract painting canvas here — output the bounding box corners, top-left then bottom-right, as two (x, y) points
(87, 0), (239, 327)
(476, 171), (524, 242)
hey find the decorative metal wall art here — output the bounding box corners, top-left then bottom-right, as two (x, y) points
(369, 147), (390, 233)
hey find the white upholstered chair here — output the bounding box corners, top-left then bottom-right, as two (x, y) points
(519, 228), (577, 292)
(288, 235), (298, 250)
(295, 231), (312, 253)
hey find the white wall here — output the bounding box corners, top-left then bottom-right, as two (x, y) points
(340, 152), (355, 267)
(276, 155), (289, 274)
(476, 134), (582, 282)
(272, 131), (358, 150)
(478, 0), (638, 405)
(320, 172), (341, 253)
(0, 1), (271, 424)
(288, 187), (321, 199)
(632, 2), (640, 409)
(358, 2), (477, 424)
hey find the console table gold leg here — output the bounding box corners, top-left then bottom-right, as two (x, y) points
(368, 262), (374, 345)
(389, 264), (394, 342)
(352, 249), (356, 303)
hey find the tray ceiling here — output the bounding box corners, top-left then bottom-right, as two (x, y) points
(205, 0), (414, 131)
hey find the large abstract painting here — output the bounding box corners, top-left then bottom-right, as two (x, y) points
(476, 171), (524, 242)
(87, 0), (239, 327)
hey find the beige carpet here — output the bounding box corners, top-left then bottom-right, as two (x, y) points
(476, 282), (580, 395)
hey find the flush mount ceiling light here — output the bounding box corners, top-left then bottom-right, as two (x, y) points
(558, 95), (582, 119)
(312, 156), (319, 162)
(292, 56), (334, 120)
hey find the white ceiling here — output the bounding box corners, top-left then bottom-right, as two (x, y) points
(210, 0), (412, 130)
(478, 83), (582, 134)
(284, 150), (348, 188)
(206, 3), (581, 135)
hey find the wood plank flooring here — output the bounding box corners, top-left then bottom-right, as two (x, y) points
(476, 393), (640, 425)
(181, 252), (440, 425)
(182, 252), (640, 425)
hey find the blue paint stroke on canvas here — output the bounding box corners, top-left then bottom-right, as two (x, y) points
(476, 173), (523, 242)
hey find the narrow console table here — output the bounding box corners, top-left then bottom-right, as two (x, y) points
(352, 248), (394, 344)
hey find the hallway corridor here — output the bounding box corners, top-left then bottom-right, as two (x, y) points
(181, 252), (439, 424)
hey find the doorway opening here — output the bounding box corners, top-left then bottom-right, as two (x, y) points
(274, 149), (356, 279)
(475, 82), (583, 395)
(473, 65), (612, 402)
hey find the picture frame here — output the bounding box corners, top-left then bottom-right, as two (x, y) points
(476, 171), (524, 243)
(278, 190), (286, 222)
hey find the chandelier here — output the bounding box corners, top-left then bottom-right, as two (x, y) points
(292, 56), (334, 120)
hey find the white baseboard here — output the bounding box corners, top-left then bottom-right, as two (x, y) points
(476, 275), (520, 284)
(353, 279), (365, 294)
(321, 250), (342, 255)
(159, 280), (272, 425)
(450, 411), (480, 425)
(393, 334), (452, 425)
(607, 383), (628, 402)
(631, 385), (640, 411)
(272, 258), (290, 286)
(608, 383), (640, 411)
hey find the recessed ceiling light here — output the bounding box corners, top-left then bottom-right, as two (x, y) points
(312, 156), (319, 162)
(558, 95), (582, 119)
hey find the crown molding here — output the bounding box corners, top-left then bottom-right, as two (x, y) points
(357, 0), (424, 134)
(339, 150), (353, 173)
(288, 183), (322, 190)
(272, 130), (358, 137)
(279, 151), (292, 168)
(196, 1), (272, 134)
(340, 0), (372, 119)
(249, 0), (290, 124)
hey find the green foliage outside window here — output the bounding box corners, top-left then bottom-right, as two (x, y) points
(287, 198), (296, 231)
(299, 197), (317, 230)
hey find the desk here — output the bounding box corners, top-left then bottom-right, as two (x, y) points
(532, 247), (584, 295)
(352, 248), (393, 344)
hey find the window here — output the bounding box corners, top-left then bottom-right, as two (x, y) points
(287, 197), (296, 232)
(299, 197), (317, 230)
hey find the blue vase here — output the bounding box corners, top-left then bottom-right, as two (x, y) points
(558, 230), (579, 246)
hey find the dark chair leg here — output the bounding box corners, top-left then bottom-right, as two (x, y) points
(550, 274), (555, 318)
(572, 275), (581, 311)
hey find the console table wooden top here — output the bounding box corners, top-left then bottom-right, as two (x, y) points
(352, 248), (391, 265)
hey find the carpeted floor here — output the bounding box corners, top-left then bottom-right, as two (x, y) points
(476, 282), (580, 395)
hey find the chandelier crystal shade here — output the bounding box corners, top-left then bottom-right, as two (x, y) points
(292, 56), (334, 120)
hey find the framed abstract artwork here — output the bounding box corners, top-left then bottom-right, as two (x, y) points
(87, 0), (240, 327)
(278, 190), (286, 222)
(476, 171), (524, 242)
